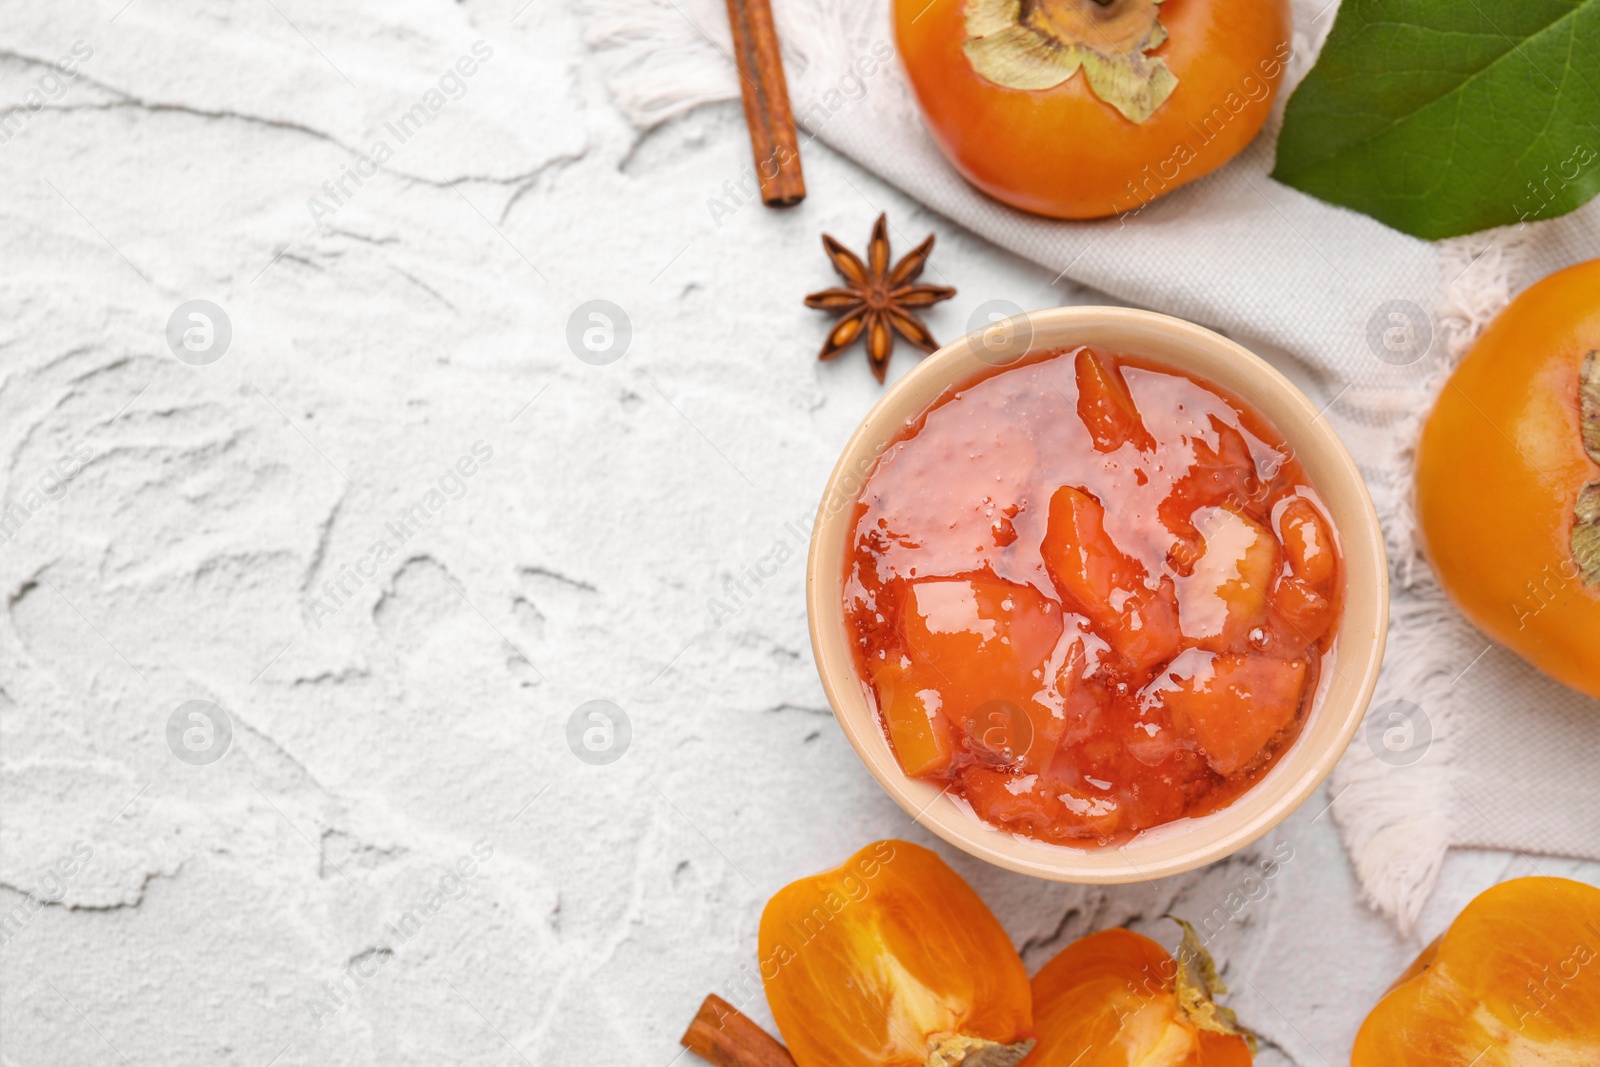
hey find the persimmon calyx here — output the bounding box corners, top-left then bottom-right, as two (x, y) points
(962, 0), (1176, 122)
(1576, 350), (1600, 587)
(925, 1034), (1037, 1067)
(1169, 918), (1258, 1050)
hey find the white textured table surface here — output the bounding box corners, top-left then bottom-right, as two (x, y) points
(3, 4), (1597, 1065)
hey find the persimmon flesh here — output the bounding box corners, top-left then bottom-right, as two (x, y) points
(1025, 925), (1253, 1066)
(759, 840), (1034, 1067)
(893, 0), (1294, 218)
(1353, 877), (1600, 1065)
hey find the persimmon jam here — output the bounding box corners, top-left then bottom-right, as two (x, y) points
(844, 347), (1343, 846)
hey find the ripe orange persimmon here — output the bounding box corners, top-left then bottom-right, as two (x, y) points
(893, 0), (1294, 219)
(1353, 877), (1600, 1065)
(1416, 259), (1600, 699)
(759, 840), (1033, 1067)
(1025, 924), (1254, 1066)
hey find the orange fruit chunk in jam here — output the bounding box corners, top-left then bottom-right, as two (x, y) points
(1040, 486), (1180, 677)
(900, 577), (1066, 774)
(845, 347), (1341, 845)
(1075, 347), (1156, 453)
(1278, 497), (1337, 591)
(1174, 506), (1277, 655)
(1141, 650), (1308, 777)
(871, 659), (956, 778)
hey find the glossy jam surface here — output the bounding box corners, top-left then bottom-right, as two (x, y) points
(844, 348), (1342, 845)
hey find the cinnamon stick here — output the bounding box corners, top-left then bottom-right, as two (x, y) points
(723, 0), (806, 207)
(680, 994), (797, 1067)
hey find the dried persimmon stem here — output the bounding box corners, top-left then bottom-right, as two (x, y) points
(1169, 917), (1258, 1050)
(927, 1035), (1037, 1067)
(962, 0), (1176, 121)
(680, 994), (797, 1067)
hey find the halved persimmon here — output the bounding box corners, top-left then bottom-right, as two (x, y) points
(1353, 877), (1600, 1065)
(1025, 923), (1254, 1066)
(893, 0), (1294, 218)
(760, 840), (1034, 1067)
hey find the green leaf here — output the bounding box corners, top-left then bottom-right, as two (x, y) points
(1272, 0), (1600, 240)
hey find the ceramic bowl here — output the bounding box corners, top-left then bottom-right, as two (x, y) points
(806, 306), (1388, 883)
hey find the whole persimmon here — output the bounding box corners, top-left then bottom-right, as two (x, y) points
(1353, 877), (1600, 1065)
(893, 0), (1294, 219)
(1025, 922), (1254, 1066)
(1416, 259), (1600, 699)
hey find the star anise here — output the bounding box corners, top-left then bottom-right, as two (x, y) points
(805, 214), (956, 383)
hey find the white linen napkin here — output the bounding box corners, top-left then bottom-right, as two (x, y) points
(577, 0), (1600, 931)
